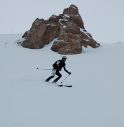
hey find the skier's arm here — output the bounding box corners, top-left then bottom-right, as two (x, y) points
(63, 66), (71, 75)
(53, 60), (60, 70)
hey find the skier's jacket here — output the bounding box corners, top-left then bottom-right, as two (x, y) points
(53, 60), (69, 73)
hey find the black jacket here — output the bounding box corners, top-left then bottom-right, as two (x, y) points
(53, 60), (69, 73)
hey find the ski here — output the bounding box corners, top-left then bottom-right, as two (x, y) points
(56, 84), (72, 88)
(44, 81), (72, 88)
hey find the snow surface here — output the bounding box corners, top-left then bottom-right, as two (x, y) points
(0, 34), (124, 127)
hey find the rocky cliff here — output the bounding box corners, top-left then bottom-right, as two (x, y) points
(21, 4), (100, 54)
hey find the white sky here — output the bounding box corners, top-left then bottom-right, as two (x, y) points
(0, 0), (124, 43)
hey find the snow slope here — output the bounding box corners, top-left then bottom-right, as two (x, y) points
(0, 34), (124, 127)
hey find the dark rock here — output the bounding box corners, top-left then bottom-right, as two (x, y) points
(21, 4), (100, 54)
(51, 33), (82, 54)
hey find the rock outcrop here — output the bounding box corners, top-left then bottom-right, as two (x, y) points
(21, 4), (100, 54)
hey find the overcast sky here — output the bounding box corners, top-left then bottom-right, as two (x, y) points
(0, 0), (124, 43)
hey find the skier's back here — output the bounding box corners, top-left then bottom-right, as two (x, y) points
(45, 56), (71, 83)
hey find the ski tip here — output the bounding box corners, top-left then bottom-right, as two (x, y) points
(66, 85), (72, 88)
(58, 85), (72, 88)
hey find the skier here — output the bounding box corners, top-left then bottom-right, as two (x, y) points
(45, 56), (71, 83)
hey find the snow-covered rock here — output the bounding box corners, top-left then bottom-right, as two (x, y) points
(21, 5), (100, 54)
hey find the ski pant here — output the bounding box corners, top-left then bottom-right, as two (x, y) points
(46, 69), (62, 82)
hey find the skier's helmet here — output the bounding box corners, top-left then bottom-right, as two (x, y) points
(62, 56), (67, 60)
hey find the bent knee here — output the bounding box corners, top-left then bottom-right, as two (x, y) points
(59, 74), (62, 78)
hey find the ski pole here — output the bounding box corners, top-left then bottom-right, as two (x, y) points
(61, 74), (70, 84)
(36, 67), (52, 70)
